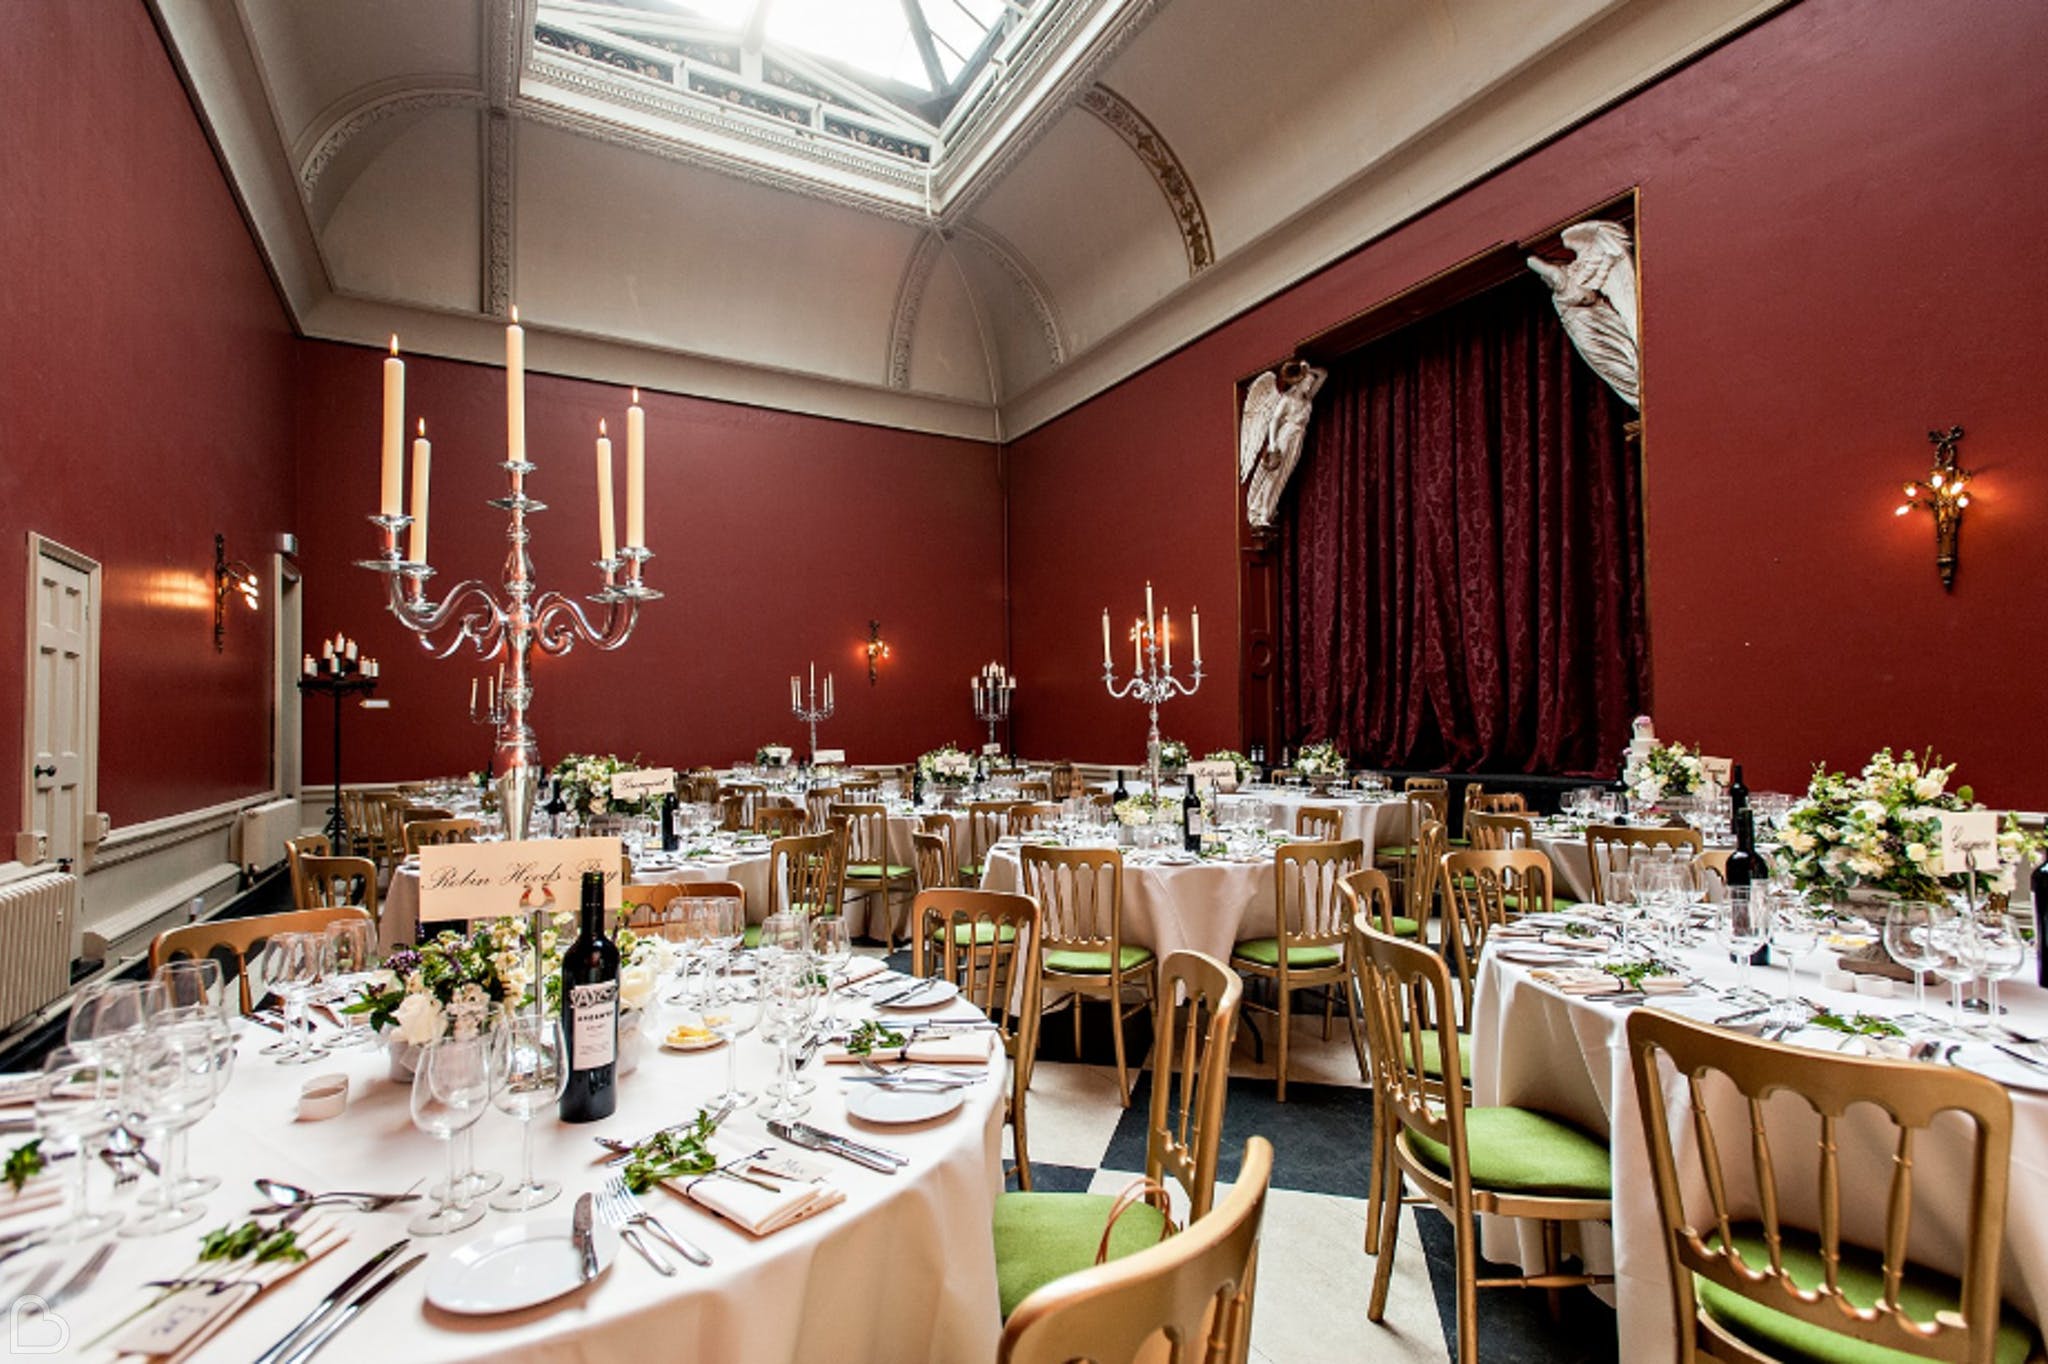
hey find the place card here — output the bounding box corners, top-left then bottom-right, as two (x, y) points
(1929, 809), (1999, 876)
(418, 836), (623, 922)
(611, 766), (676, 800)
(815, 748), (846, 764)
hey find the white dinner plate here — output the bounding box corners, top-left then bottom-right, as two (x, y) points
(1495, 948), (1576, 966)
(844, 1082), (966, 1124)
(873, 977), (962, 1010)
(425, 1217), (621, 1315)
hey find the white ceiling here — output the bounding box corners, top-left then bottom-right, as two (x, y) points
(154, 0), (1790, 440)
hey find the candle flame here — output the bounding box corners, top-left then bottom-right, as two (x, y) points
(388, 335), (399, 356)
(417, 418), (426, 436)
(599, 418), (608, 436)
(631, 387), (641, 404)
(510, 305), (519, 324)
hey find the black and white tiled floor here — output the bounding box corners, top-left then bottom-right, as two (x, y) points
(933, 967), (1622, 1364)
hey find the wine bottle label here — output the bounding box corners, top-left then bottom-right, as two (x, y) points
(569, 981), (618, 1069)
(1187, 810), (1204, 836)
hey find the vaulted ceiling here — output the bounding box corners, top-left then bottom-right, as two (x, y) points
(154, 0), (1788, 439)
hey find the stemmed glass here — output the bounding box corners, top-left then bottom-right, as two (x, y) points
(258, 932), (328, 1063)
(488, 1018), (568, 1212)
(703, 955), (762, 1110)
(1767, 894), (1820, 1028)
(150, 959), (226, 1015)
(68, 980), (146, 1062)
(1883, 902), (1941, 1011)
(813, 914), (853, 1030)
(1605, 869), (1638, 953)
(1973, 910), (2026, 1020)
(758, 959), (816, 1121)
(137, 1004), (230, 1205)
(121, 1021), (219, 1234)
(1714, 888), (1770, 1000)
(1926, 909), (1983, 1036)
(34, 1047), (123, 1241)
(408, 1034), (491, 1235)
(322, 920), (378, 1048)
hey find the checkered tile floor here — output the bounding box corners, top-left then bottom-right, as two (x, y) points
(886, 942), (1621, 1364)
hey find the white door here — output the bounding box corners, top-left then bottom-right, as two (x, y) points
(25, 540), (99, 870)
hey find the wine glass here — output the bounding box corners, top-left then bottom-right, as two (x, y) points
(121, 1022), (219, 1235)
(68, 980), (146, 1062)
(1766, 895), (1820, 1028)
(1883, 901), (1941, 1011)
(1926, 906), (1982, 1035)
(703, 955), (762, 1110)
(1972, 909), (2026, 1020)
(34, 1047), (123, 1241)
(1604, 868), (1638, 952)
(758, 959), (815, 1121)
(1714, 888), (1769, 1000)
(322, 921), (378, 1047)
(488, 1018), (568, 1212)
(408, 1035), (491, 1235)
(138, 1005), (230, 1206)
(150, 959), (226, 1016)
(708, 897), (746, 963)
(813, 914), (854, 1030)
(258, 932), (327, 1063)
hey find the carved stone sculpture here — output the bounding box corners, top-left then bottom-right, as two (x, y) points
(1528, 220), (1639, 409)
(1238, 359), (1328, 529)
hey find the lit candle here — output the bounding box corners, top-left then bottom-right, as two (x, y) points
(1133, 622), (1142, 675)
(380, 337), (404, 517)
(595, 420), (616, 562)
(1145, 581), (1155, 636)
(507, 307), (526, 468)
(346, 639), (358, 662)
(625, 388), (646, 550)
(303, 653), (316, 677)
(810, 662), (816, 700)
(407, 420), (431, 564)
(470, 677), (479, 709)
(826, 674), (833, 707)
(1162, 607), (1172, 670)
(792, 676), (800, 708)
(1192, 607), (1201, 666)
(1102, 610), (1112, 668)
(323, 640), (335, 660)
(497, 661), (504, 699)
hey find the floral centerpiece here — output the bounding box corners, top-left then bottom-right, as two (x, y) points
(1204, 749), (1253, 784)
(918, 744), (975, 789)
(551, 753), (653, 826)
(1622, 741), (1706, 808)
(1777, 749), (2040, 901)
(1155, 738), (1190, 773)
(755, 744), (792, 768)
(1294, 740), (1345, 779)
(1114, 793), (1177, 827)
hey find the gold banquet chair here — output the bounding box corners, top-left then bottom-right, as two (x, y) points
(295, 854), (381, 930)
(1585, 822), (1702, 903)
(284, 834), (331, 908)
(1624, 1007), (2040, 1364)
(999, 1136), (1273, 1364)
(835, 801), (915, 947)
(1440, 849), (1555, 1028)
(1231, 837), (1367, 1100)
(1466, 810), (1535, 852)
(1019, 844), (1157, 1107)
(912, 889), (1041, 1189)
(1295, 805), (1345, 841)
(1355, 923), (1612, 1364)
(401, 817), (479, 855)
(151, 906), (375, 1014)
(993, 950), (1243, 1320)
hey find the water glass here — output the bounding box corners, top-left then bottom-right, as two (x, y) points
(489, 1018), (568, 1212)
(1767, 896), (1820, 1026)
(408, 1035), (492, 1235)
(68, 979), (146, 1062)
(704, 957), (763, 1110)
(122, 1022), (220, 1235)
(813, 914), (854, 1029)
(1883, 902), (1942, 1010)
(1714, 888), (1769, 998)
(759, 960), (817, 1122)
(258, 932), (328, 1063)
(149, 959), (227, 1017)
(322, 920), (378, 1047)
(35, 1047), (123, 1241)
(1926, 907), (1982, 1035)
(1973, 910), (2026, 1018)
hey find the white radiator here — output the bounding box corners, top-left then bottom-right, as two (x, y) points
(0, 870), (75, 1032)
(237, 798), (301, 873)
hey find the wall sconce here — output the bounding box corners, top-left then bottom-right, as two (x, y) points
(1894, 425), (1971, 590)
(865, 619), (891, 685)
(213, 533), (260, 651)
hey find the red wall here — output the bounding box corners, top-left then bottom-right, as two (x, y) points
(1008, 0), (2048, 805)
(0, 0), (297, 833)
(293, 343), (1005, 783)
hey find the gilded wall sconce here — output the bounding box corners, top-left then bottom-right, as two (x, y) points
(865, 619), (890, 684)
(213, 533), (260, 650)
(1895, 425), (1971, 590)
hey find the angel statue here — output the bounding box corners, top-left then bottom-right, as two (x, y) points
(1238, 358), (1328, 529)
(1527, 220), (1639, 409)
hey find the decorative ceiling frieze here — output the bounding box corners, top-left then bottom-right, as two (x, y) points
(887, 229), (949, 389)
(1078, 82), (1211, 276)
(297, 87), (486, 195)
(953, 221), (1066, 370)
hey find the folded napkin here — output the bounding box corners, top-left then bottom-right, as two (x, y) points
(840, 957), (891, 985)
(669, 1169), (844, 1236)
(0, 1177), (66, 1223)
(1529, 968), (1620, 995)
(823, 1031), (996, 1065)
(0, 1073), (40, 1109)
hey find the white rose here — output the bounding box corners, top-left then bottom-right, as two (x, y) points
(1785, 830), (1816, 853)
(619, 960), (658, 1012)
(1905, 842), (1929, 866)
(394, 992), (445, 1045)
(1852, 800), (1887, 824)
(1913, 775), (1945, 800)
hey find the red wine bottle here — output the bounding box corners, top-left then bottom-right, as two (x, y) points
(2033, 856), (2048, 987)
(1182, 780), (1204, 853)
(559, 870), (620, 1123)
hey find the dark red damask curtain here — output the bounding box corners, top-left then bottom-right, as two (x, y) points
(1276, 276), (1648, 776)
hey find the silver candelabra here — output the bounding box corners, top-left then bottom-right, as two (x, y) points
(790, 665), (835, 763)
(1102, 585), (1202, 795)
(972, 661), (1014, 753)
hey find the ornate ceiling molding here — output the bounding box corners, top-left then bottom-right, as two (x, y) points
(1078, 82), (1212, 276)
(483, 0), (519, 316)
(296, 86), (485, 195)
(953, 221), (1066, 370)
(887, 230), (948, 390)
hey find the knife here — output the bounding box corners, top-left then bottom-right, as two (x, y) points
(252, 1238), (410, 1364)
(43, 1241), (113, 1310)
(769, 1120), (905, 1173)
(872, 978), (939, 1007)
(278, 1252), (426, 1364)
(1994, 1043), (2048, 1073)
(572, 1192), (599, 1282)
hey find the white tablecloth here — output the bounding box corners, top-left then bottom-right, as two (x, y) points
(979, 843), (1280, 964)
(54, 994), (1006, 1362)
(1470, 937), (2048, 1361)
(1222, 791), (1411, 854)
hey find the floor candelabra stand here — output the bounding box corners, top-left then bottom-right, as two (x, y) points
(1101, 585), (1202, 795)
(972, 662), (1014, 755)
(298, 654), (379, 847)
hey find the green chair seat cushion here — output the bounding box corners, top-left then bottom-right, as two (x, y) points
(846, 862), (913, 879)
(1416, 1029), (1471, 1080)
(1231, 937), (1342, 971)
(926, 920), (1019, 945)
(1407, 1106), (1611, 1199)
(1389, 915), (1421, 939)
(741, 924), (760, 948)
(958, 862), (984, 879)
(993, 1191), (1168, 1320)
(1044, 944), (1155, 975)
(1375, 845), (1414, 861)
(1694, 1224), (2038, 1364)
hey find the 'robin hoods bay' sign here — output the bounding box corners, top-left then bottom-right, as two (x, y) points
(418, 837), (624, 922)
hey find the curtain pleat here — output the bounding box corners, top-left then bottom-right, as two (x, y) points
(1275, 276), (1648, 776)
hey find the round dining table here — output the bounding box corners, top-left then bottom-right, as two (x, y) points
(31, 974), (1008, 1363)
(977, 840), (1282, 964)
(1469, 925), (2048, 1362)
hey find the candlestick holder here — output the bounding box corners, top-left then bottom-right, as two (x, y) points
(468, 679), (507, 777)
(1103, 608), (1202, 796)
(298, 658), (378, 847)
(972, 669), (1015, 753)
(791, 671), (836, 764)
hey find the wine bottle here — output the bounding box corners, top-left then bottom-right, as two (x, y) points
(1113, 769), (1130, 804)
(1725, 801), (1769, 966)
(559, 870), (620, 1123)
(659, 791), (678, 852)
(1727, 762), (1750, 817)
(1250, 743), (1266, 783)
(2033, 856), (2048, 987)
(1182, 780), (1204, 853)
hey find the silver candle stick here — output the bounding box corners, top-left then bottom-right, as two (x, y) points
(1102, 587), (1201, 796)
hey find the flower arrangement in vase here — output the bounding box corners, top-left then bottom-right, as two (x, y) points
(1294, 740), (1345, 790)
(754, 744), (792, 769)
(1154, 738), (1190, 776)
(1622, 741), (1706, 809)
(550, 753), (652, 830)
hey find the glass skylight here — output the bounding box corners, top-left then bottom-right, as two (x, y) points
(657, 0), (1024, 102)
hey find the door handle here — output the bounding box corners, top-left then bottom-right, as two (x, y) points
(32, 764), (56, 779)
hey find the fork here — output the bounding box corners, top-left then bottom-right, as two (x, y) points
(597, 1182), (673, 1276)
(603, 1175), (711, 1267)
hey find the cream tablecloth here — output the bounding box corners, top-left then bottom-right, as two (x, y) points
(978, 842), (1280, 964)
(1469, 938), (2048, 1361)
(52, 991), (1006, 1363)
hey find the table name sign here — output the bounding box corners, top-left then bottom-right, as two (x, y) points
(1185, 759), (1239, 791)
(1927, 808), (2000, 876)
(611, 766), (676, 800)
(982, 742), (1003, 756)
(815, 748), (846, 765)
(1700, 756), (1733, 787)
(418, 836), (623, 922)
